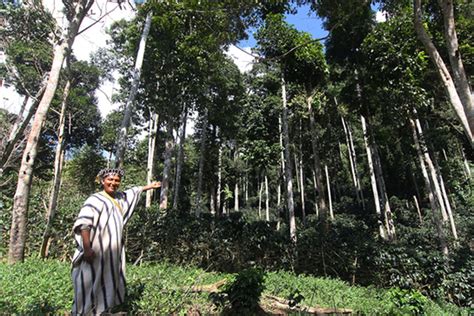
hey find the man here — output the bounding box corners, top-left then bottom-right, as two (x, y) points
(71, 168), (160, 314)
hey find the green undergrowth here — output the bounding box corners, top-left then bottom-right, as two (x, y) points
(0, 258), (468, 315)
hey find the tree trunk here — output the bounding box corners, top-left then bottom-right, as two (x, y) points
(361, 115), (386, 240)
(341, 115), (365, 209)
(433, 154), (458, 240)
(307, 93), (327, 218)
(460, 146), (471, 179)
(234, 149), (239, 212)
(4, 96), (29, 155)
(265, 173), (270, 221)
(210, 186), (216, 215)
(439, 0), (474, 136)
(325, 165), (334, 220)
(277, 179), (281, 207)
(0, 79), (47, 175)
(281, 75), (296, 242)
(195, 109), (208, 216)
(410, 117), (449, 255)
(40, 79), (71, 258)
(372, 141), (396, 240)
(294, 153), (301, 193)
(299, 152), (306, 224)
(234, 181), (239, 212)
(8, 0), (94, 264)
(216, 137), (222, 214)
(413, 0), (473, 143)
(160, 122), (174, 210)
(413, 195), (423, 224)
(415, 118), (448, 221)
(114, 11), (153, 167)
(146, 112), (159, 208)
(244, 170), (249, 206)
(258, 177), (263, 219)
(312, 169), (320, 218)
(173, 105), (187, 210)
(279, 115), (286, 207)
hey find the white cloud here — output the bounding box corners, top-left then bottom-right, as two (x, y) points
(0, 85), (26, 115)
(375, 11), (387, 23)
(225, 45), (256, 73)
(70, 4), (136, 118)
(73, 4), (135, 61)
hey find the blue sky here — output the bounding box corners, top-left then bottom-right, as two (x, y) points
(238, 4), (328, 48)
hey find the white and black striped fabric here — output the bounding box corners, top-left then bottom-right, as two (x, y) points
(71, 187), (143, 315)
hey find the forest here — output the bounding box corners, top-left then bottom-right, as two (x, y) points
(0, 0), (472, 314)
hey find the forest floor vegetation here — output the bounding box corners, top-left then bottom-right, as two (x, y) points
(0, 258), (468, 315)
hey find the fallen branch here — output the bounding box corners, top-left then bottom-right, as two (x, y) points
(187, 278), (228, 293)
(262, 294), (353, 315)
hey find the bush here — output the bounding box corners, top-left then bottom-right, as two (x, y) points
(386, 288), (429, 315)
(223, 268), (265, 314)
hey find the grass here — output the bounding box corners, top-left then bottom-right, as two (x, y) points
(0, 258), (468, 315)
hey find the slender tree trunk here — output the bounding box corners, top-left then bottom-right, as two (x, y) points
(244, 170), (249, 206)
(234, 181), (239, 212)
(1, 79), (47, 175)
(160, 122), (174, 210)
(433, 154), (458, 240)
(341, 115), (364, 208)
(114, 11), (153, 167)
(173, 105), (187, 209)
(195, 110), (208, 216)
(325, 165), (334, 220)
(413, 195), (423, 224)
(210, 186), (216, 215)
(258, 177), (263, 219)
(40, 79), (71, 258)
(460, 146), (471, 179)
(279, 115), (285, 208)
(265, 173), (270, 221)
(8, 0), (94, 264)
(299, 153), (306, 224)
(146, 112), (159, 208)
(312, 169), (319, 218)
(415, 118), (448, 221)
(372, 142), (396, 240)
(234, 149), (239, 212)
(6, 96), (29, 146)
(294, 153), (301, 193)
(277, 179), (281, 207)
(410, 117), (449, 255)
(307, 93), (327, 218)
(361, 115), (386, 240)
(439, 0), (474, 135)
(281, 75), (296, 242)
(216, 138), (222, 214)
(413, 0), (473, 143)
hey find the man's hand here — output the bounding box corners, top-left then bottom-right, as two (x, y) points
(80, 228), (95, 264)
(143, 181), (161, 191)
(83, 247), (95, 264)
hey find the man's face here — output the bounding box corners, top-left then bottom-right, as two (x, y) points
(102, 174), (121, 196)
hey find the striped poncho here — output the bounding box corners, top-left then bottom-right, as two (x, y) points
(71, 187), (143, 315)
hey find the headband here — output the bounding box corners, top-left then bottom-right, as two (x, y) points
(96, 168), (125, 181)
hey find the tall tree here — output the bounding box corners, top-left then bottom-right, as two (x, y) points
(114, 11), (153, 167)
(255, 14), (303, 241)
(413, 0), (473, 143)
(8, 0), (95, 264)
